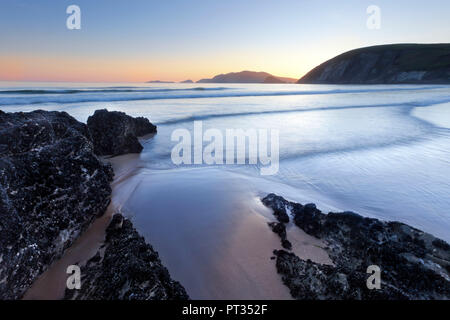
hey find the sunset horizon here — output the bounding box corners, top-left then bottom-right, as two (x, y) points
(2, 42), (447, 84)
(1, 0), (449, 83)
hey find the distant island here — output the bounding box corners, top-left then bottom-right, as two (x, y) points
(146, 80), (175, 83)
(180, 80), (194, 83)
(297, 43), (450, 84)
(197, 71), (297, 84)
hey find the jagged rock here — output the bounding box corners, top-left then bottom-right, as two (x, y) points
(267, 222), (292, 250)
(292, 203), (323, 236)
(281, 239), (292, 251)
(262, 193), (290, 223)
(262, 194), (450, 299)
(0, 110), (113, 300)
(65, 214), (189, 300)
(0, 109), (187, 300)
(268, 222), (287, 239)
(87, 109), (157, 156)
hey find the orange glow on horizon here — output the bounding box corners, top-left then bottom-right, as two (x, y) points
(0, 42), (356, 83)
(0, 54), (311, 83)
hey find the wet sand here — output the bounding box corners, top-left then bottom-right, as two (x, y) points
(114, 159), (333, 299)
(23, 152), (333, 300)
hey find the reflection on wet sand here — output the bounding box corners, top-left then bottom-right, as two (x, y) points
(23, 153), (332, 300)
(119, 163), (332, 299)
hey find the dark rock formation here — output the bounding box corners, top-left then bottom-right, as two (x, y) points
(262, 193), (450, 299)
(1, 109), (186, 300)
(262, 193), (290, 223)
(0, 110), (113, 299)
(268, 222), (292, 250)
(65, 214), (189, 300)
(298, 43), (450, 84)
(264, 194), (292, 250)
(268, 222), (287, 239)
(87, 109), (157, 156)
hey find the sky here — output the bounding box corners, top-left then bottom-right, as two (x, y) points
(0, 0), (449, 82)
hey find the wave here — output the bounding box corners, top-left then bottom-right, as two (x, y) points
(157, 98), (450, 125)
(0, 87), (229, 95)
(0, 85), (447, 106)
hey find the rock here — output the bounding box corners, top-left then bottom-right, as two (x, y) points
(274, 250), (372, 300)
(0, 110), (113, 299)
(267, 222), (287, 239)
(261, 193), (290, 223)
(263, 194), (450, 299)
(281, 239), (292, 250)
(267, 222), (292, 250)
(0, 109), (187, 300)
(64, 214), (189, 300)
(264, 195), (294, 250)
(292, 203), (323, 236)
(87, 109), (157, 156)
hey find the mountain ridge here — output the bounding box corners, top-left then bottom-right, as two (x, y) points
(197, 71), (297, 84)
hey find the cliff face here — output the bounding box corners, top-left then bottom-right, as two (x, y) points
(298, 44), (450, 84)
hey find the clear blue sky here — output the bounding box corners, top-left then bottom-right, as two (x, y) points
(1, 0), (449, 82)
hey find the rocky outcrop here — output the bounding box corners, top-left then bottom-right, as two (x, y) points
(262, 193), (450, 299)
(65, 214), (189, 300)
(87, 109), (157, 156)
(267, 222), (292, 250)
(262, 193), (290, 223)
(0, 109), (186, 300)
(0, 110), (113, 299)
(298, 44), (450, 84)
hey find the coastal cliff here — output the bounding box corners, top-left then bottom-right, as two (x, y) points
(298, 44), (450, 84)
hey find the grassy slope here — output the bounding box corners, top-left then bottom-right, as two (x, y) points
(298, 43), (450, 83)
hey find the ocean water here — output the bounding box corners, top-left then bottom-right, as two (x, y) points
(2, 82), (450, 298)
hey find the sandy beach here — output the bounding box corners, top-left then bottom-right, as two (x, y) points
(106, 154), (333, 299)
(23, 148), (333, 300)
